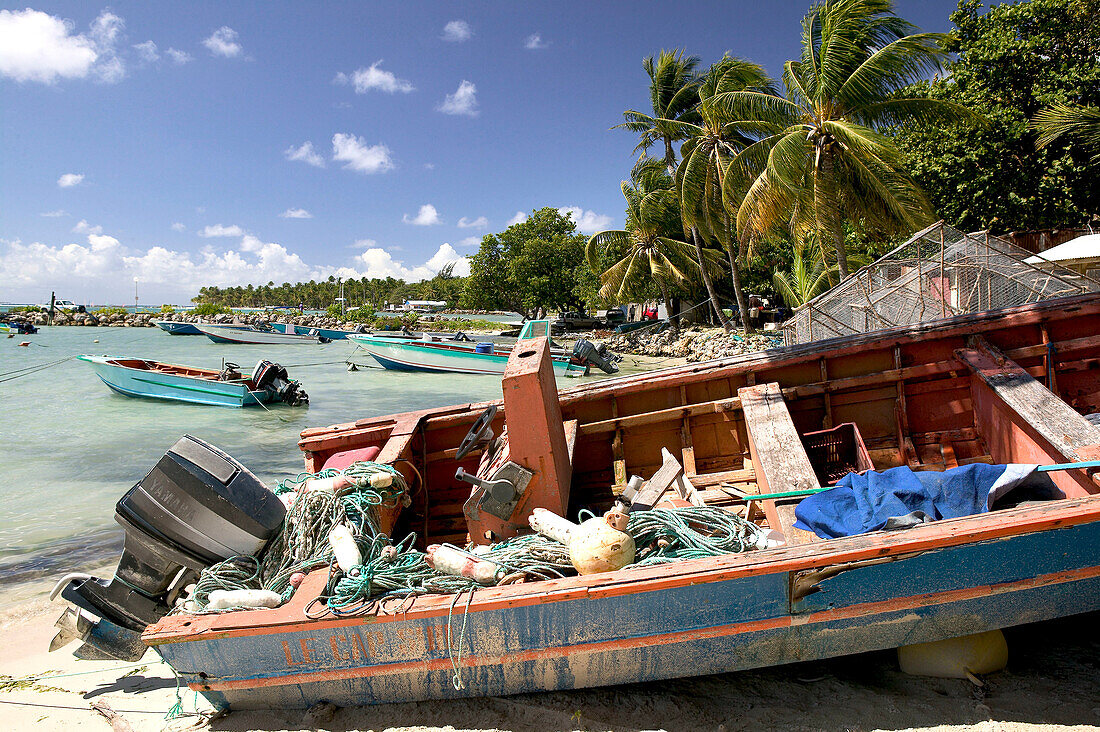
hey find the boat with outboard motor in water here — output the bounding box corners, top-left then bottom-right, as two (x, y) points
(348, 318), (620, 375)
(195, 323), (331, 345)
(77, 356), (309, 407)
(49, 294), (1100, 710)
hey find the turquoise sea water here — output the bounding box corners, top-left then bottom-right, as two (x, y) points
(0, 325), (619, 606)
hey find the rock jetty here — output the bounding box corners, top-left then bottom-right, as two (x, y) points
(604, 326), (786, 362)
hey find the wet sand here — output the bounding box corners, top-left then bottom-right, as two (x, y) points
(3, 597), (1097, 732)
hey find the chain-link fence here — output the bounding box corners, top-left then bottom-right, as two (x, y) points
(781, 221), (1099, 346)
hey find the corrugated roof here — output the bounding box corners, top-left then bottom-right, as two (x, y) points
(1024, 233), (1100, 265)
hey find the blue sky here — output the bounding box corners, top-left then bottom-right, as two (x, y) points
(0, 0), (960, 305)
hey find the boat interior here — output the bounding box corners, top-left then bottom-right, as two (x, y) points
(107, 358), (259, 387)
(300, 296), (1100, 551)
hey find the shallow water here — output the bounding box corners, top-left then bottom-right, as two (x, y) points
(0, 324), (628, 606)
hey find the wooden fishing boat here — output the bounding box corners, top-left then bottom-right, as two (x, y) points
(154, 320), (204, 335)
(78, 355), (308, 407)
(196, 323), (329, 345)
(63, 294), (1100, 710)
(347, 319), (618, 375)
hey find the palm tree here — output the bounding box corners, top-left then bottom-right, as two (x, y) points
(587, 162), (722, 335)
(1033, 103), (1100, 163)
(719, 0), (978, 279)
(773, 243), (831, 308)
(675, 56), (777, 332)
(616, 50), (703, 173)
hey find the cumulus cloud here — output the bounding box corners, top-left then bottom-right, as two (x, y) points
(506, 211), (528, 226)
(403, 204), (441, 226)
(0, 229), (469, 303)
(72, 219), (103, 235)
(0, 8), (127, 84)
(457, 216), (488, 229)
(332, 133), (394, 174)
(558, 206), (612, 234)
(458, 236), (482, 248)
(279, 208), (312, 219)
(441, 20), (471, 42)
(355, 243), (469, 280)
(334, 60), (413, 94)
(58, 173), (84, 188)
(133, 40), (158, 62)
(284, 141), (325, 168)
(203, 26), (241, 58)
(41, 210), (67, 218)
(438, 80), (478, 116)
(165, 48), (191, 65)
(171, 222), (186, 232)
(198, 224), (245, 238)
(524, 33), (549, 50)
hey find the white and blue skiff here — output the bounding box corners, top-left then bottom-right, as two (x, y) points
(195, 323), (328, 345)
(347, 320), (591, 376)
(78, 356), (309, 407)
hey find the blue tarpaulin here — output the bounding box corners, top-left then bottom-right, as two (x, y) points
(793, 464), (1063, 539)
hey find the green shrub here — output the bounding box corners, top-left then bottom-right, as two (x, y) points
(94, 306), (129, 316)
(191, 303), (231, 316)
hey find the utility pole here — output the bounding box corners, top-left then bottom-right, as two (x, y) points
(48, 291), (56, 325)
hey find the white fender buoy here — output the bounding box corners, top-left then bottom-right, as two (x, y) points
(328, 525), (362, 572)
(305, 474), (351, 494)
(368, 471), (393, 489)
(568, 509), (635, 575)
(205, 589), (282, 610)
(427, 544), (503, 585)
(529, 507), (579, 545)
(898, 629), (1008, 679)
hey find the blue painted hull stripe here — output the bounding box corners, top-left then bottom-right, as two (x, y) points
(194, 561), (1100, 692)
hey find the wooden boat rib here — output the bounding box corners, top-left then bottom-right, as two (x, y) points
(136, 294), (1100, 708)
(78, 355), (308, 407)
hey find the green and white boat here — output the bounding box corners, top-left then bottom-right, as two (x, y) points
(78, 356), (309, 407)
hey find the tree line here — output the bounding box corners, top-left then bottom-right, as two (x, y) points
(196, 0), (1098, 327)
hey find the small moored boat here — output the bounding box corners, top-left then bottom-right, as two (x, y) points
(270, 322), (366, 340)
(0, 321), (37, 335)
(154, 320), (204, 335)
(196, 323), (330, 345)
(348, 319), (619, 375)
(78, 356), (309, 407)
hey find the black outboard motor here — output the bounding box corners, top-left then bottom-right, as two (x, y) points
(52, 435), (285, 660)
(572, 338), (621, 374)
(253, 359), (308, 405)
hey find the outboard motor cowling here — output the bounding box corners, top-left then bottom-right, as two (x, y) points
(253, 359), (309, 405)
(572, 338), (621, 374)
(53, 435), (285, 660)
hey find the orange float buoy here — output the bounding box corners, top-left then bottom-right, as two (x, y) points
(568, 508), (635, 575)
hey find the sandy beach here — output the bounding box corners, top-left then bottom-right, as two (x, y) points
(3, 595), (1097, 732)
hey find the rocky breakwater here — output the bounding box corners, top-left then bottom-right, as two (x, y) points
(25, 310), (161, 327)
(604, 326), (786, 362)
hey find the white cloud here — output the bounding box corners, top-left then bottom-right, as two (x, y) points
(284, 141), (325, 168)
(165, 48), (191, 65)
(459, 236), (482, 248)
(457, 216), (488, 229)
(441, 20), (471, 42)
(332, 133), (394, 174)
(58, 173), (84, 188)
(506, 211), (528, 226)
(0, 9), (124, 84)
(171, 222), (186, 232)
(334, 60), (413, 94)
(524, 33), (549, 50)
(279, 208), (312, 219)
(348, 238), (377, 249)
(424, 162), (435, 170)
(438, 80), (478, 117)
(41, 210), (67, 218)
(0, 9), (96, 83)
(0, 230), (469, 303)
(203, 26), (241, 58)
(72, 219), (103, 235)
(133, 40), (158, 63)
(403, 204), (441, 226)
(355, 243), (468, 280)
(558, 206), (613, 234)
(198, 224), (245, 238)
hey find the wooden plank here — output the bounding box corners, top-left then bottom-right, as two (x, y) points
(957, 336), (1100, 496)
(737, 382), (820, 545)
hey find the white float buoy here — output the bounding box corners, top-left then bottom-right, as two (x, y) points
(205, 589), (283, 610)
(328, 525), (362, 572)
